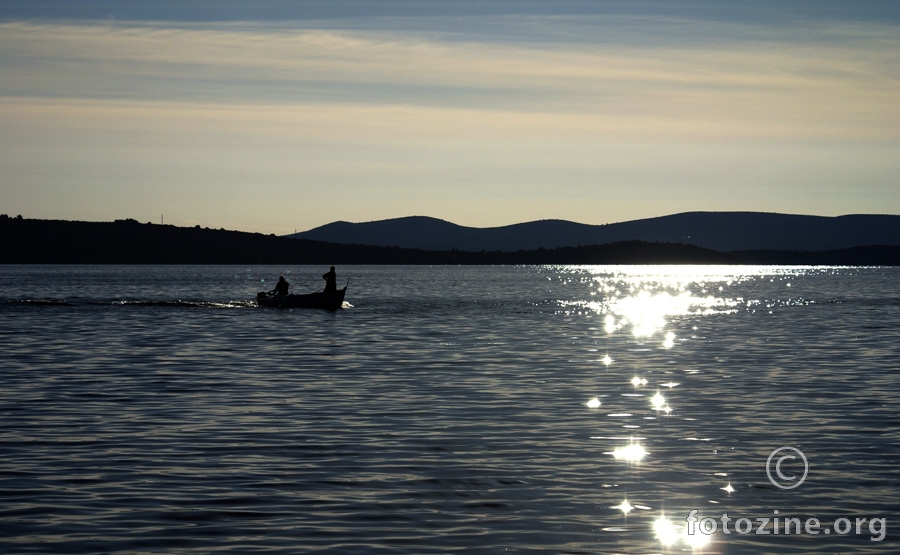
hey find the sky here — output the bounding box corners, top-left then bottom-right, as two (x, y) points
(1, 1), (898, 234)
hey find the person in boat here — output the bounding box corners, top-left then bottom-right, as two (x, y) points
(322, 266), (337, 293)
(270, 275), (290, 296)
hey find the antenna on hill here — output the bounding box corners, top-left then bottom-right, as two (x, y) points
(161, 214), (164, 225)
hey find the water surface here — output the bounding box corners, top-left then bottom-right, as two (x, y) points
(1, 265), (897, 553)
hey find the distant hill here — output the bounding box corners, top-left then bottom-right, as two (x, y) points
(289, 212), (900, 252)
(0, 216), (728, 265)
(1, 216), (898, 265)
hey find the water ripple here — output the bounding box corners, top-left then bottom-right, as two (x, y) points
(0, 265), (897, 553)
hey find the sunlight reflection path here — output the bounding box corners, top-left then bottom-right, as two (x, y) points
(572, 266), (791, 553)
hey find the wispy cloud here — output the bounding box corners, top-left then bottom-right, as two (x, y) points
(1, 14), (898, 230)
(2, 19), (897, 140)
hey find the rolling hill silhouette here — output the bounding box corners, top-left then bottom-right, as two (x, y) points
(290, 212), (900, 252)
(2, 215), (898, 264)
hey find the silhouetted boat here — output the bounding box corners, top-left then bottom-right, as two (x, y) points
(256, 286), (347, 310)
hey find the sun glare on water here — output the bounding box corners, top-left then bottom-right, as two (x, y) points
(612, 441), (648, 462)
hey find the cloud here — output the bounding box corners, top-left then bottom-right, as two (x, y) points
(1, 18), (898, 141)
(1, 15), (898, 230)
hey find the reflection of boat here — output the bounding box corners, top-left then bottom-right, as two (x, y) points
(256, 287), (347, 310)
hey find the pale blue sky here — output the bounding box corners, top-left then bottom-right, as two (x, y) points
(1, 1), (898, 234)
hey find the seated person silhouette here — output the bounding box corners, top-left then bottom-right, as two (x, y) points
(322, 266), (337, 293)
(271, 275), (289, 296)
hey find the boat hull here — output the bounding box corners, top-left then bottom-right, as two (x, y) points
(256, 287), (347, 310)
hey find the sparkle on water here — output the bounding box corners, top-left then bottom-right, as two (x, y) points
(2, 264), (896, 554)
(612, 440), (648, 462)
(613, 499), (635, 515)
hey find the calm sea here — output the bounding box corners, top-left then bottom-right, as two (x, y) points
(1, 265), (897, 554)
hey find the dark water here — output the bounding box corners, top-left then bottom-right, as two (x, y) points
(1, 265), (897, 554)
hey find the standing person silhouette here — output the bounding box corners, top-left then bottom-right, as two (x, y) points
(322, 266), (337, 293)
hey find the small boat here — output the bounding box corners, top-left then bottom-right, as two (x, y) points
(256, 286), (347, 310)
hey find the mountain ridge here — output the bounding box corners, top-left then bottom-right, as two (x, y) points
(289, 212), (900, 252)
(1, 215), (898, 265)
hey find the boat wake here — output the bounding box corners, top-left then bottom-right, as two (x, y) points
(2, 299), (257, 309)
